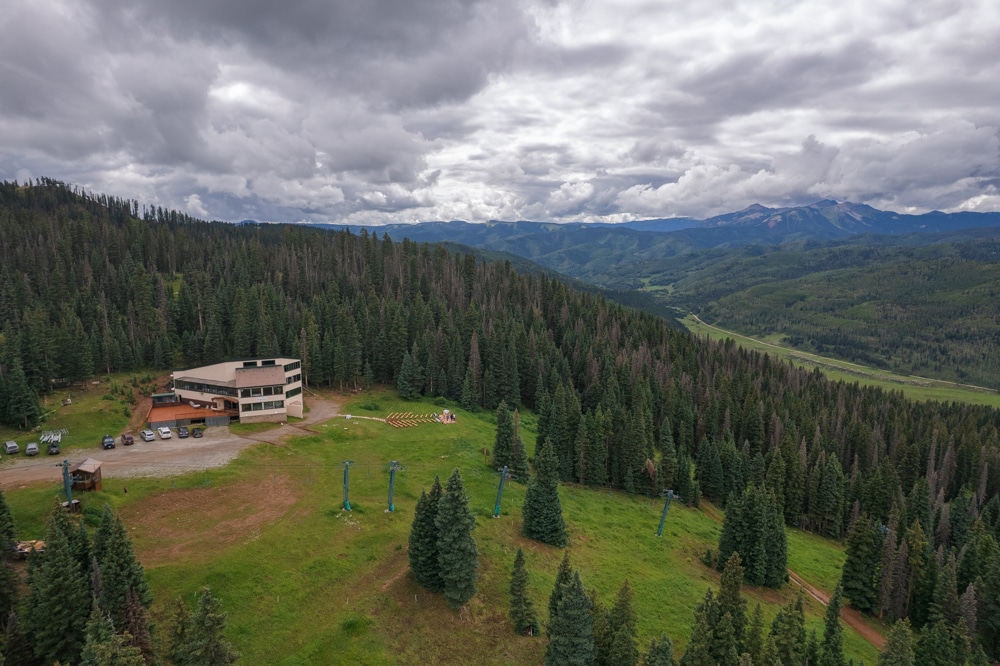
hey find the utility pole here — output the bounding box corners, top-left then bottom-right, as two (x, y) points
(493, 466), (510, 518)
(387, 460), (404, 512)
(342, 461), (354, 511)
(656, 489), (675, 537)
(61, 460), (74, 504)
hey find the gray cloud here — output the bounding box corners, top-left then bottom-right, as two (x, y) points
(1, 0), (998, 223)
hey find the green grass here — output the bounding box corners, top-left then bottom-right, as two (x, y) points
(0, 376), (134, 459)
(4, 389), (880, 665)
(684, 315), (1000, 407)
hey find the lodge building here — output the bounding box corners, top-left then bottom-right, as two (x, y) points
(147, 358), (303, 428)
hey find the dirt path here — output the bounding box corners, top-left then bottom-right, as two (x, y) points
(787, 570), (885, 649)
(699, 504), (886, 650)
(0, 393), (344, 490)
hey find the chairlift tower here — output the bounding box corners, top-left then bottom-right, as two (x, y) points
(493, 466), (511, 518)
(656, 489), (675, 537)
(386, 460), (404, 512)
(342, 461), (355, 511)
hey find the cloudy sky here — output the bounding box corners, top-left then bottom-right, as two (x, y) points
(2, 0), (999, 224)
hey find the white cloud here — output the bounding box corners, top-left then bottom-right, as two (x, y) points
(1, 0), (998, 222)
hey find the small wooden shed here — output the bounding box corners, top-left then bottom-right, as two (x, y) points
(70, 458), (103, 492)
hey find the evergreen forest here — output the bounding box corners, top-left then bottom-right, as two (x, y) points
(2, 180), (1000, 663)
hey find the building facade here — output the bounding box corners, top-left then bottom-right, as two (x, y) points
(171, 357), (303, 424)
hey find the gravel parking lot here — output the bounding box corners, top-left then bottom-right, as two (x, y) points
(0, 396), (341, 490)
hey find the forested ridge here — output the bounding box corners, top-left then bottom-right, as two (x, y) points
(3, 180), (1000, 662)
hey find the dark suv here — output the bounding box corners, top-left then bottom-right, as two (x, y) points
(121, 432), (135, 446)
(102, 434), (116, 450)
(177, 426), (189, 438)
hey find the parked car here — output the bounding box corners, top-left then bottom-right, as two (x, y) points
(177, 425), (189, 438)
(102, 434), (115, 450)
(4, 441), (18, 454)
(140, 429), (155, 442)
(121, 432), (135, 446)
(25, 442), (39, 456)
(157, 427), (172, 439)
(192, 427), (204, 438)
(47, 440), (60, 455)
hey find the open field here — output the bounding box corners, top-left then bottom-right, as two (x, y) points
(4, 389), (880, 665)
(684, 315), (1000, 408)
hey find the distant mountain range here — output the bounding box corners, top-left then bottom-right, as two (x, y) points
(302, 200), (1000, 250)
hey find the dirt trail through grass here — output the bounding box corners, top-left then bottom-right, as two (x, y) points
(699, 504), (886, 649)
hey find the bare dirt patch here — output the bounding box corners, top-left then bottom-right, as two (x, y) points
(126, 472), (298, 567)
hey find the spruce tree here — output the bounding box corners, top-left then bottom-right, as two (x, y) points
(408, 477), (444, 592)
(878, 619), (915, 666)
(169, 588), (240, 666)
(589, 588), (611, 666)
(435, 468), (479, 609)
(26, 503), (90, 665)
(545, 571), (594, 666)
(80, 605), (145, 666)
(819, 580), (846, 666)
(711, 612), (739, 666)
(0, 488), (16, 557)
(718, 485), (786, 588)
(680, 605), (715, 666)
(742, 603), (764, 665)
(548, 552), (573, 639)
(96, 510), (153, 631)
(769, 591), (806, 666)
(717, 552), (747, 652)
(510, 408), (530, 482)
(842, 513), (882, 613)
(493, 400), (515, 470)
(642, 633), (677, 666)
(509, 548), (540, 636)
(607, 580), (639, 666)
(522, 437), (568, 547)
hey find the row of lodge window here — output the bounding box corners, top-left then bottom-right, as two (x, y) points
(241, 400), (284, 412)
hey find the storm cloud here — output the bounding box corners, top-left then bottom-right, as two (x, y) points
(2, 0), (998, 223)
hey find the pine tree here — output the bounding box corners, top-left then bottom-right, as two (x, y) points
(545, 571), (595, 666)
(435, 468), (479, 609)
(912, 620), (957, 666)
(408, 477), (444, 592)
(493, 400), (515, 470)
(80, 605), (145, 666)
(878, 619), (914, 666)
(607, 580), (639, 666)
(510, 408), (530, 481)
(522, 437), (568, 547)
(590, 588), (611, 666)
(26, 503), (90, 665)
(642, 633), (677, 666)
(742, 603), (764, 666)
(96, 510), (153, 631)
(680, 605), (715, 666)
(396, 351), (421, 399)
(0, 488), (16, 556)
(509, 548), (540, 636)
(168, 588), (240, 666)
(548, 552), (573, 640)
(711, 612), (740, 666)
(769, 591), (806, 666)
(842, 513), (882, 613)
(717, 552), (748, 653)
(819, 580), (846, 666)
(718, 485), (786, 588)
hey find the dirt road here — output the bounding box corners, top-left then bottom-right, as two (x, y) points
(0, 394), (343, 490)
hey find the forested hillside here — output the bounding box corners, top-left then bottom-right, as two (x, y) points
(3, 180), (1000, 660)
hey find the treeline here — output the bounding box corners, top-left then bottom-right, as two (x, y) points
(2, 181), (1000, 592)
(0, 489), (237, 664)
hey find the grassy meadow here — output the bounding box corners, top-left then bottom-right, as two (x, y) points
(684, 315), (1000, 408)
(3, 389), (880, 665)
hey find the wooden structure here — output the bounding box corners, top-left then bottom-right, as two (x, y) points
(70, 458), (103, 492)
